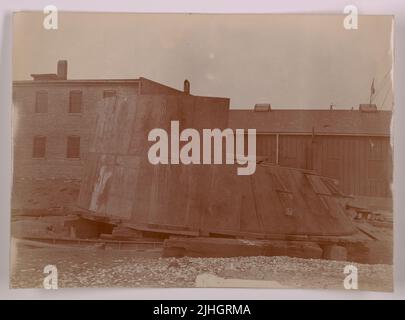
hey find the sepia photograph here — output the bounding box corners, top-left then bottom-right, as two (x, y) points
(10, 11), (394, 292)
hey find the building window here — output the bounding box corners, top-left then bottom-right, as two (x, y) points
(66, 136), (80, 159)
(103, 90), (116, 98)
(69, 90), (82, 113)
(32, 136), (46, 158)
(35, 91), (48, 113)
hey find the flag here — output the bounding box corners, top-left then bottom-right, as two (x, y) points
(371, 78), (375, 95)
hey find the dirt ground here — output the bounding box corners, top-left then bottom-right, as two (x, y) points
(10, 246), (393, 291)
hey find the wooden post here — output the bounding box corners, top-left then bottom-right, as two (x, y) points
(276, 133), (280, 165)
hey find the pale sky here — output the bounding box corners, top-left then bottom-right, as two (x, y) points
(13, 12), (394, 109)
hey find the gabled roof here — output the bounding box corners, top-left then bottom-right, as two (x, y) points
(228, 109), (392, 136)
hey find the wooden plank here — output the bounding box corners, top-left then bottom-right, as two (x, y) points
(124, 223), (199, 236)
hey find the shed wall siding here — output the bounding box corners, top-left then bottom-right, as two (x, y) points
(256, 134), (392, 197)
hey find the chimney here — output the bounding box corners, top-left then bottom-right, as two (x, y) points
(184, 79), (190, 94)
(57, 60), (68, 80)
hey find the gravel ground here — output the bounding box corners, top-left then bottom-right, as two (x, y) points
(10, 246), (393, 291)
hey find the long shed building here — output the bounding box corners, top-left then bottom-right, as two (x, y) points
(228, 108), (392, 199)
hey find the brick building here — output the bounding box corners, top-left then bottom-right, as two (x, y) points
(13, 60), (187, 180)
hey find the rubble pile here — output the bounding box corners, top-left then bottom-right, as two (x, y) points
(11, 247), (392, 291)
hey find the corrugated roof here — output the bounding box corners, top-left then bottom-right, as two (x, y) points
(228, 109), (392, 136)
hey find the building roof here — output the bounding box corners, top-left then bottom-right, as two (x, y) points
(13, 77), (186, 95)
(13, 78), (141, 86)
(228, 109), (392, 136)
